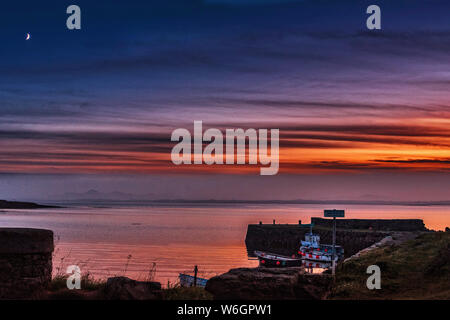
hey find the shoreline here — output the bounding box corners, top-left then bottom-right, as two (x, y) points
(22, 198), (450, 207)
(0, 200), (60, 209)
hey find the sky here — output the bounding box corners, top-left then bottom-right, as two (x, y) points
(0, 0), (449, 201)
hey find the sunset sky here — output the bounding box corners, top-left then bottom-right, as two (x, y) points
(0, 0), (449, 201)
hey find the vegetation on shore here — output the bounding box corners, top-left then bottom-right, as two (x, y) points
(330, 231), (450, 299)
(46, 275), (212, 300)
(49, 273), (105, 292)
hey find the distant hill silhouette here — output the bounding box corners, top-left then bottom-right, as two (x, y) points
(149, 199), (450, 206)
(57, 189), (155, 201)
(0, 200), (58, 209)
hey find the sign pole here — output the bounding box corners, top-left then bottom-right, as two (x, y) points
(324, 209), (344, 276)
(332, 216), (336, 275)
(194, 265), (198, 287)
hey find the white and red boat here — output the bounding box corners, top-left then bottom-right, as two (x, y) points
(298, 231), (344, 263)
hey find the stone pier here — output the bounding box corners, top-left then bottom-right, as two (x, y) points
(0, 228), (54, 299)
(245, 218), (427, 258)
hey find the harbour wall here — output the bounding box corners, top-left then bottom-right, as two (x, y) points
(245, 219), (426, 257)
(0, 228), (54, 299)
(311, 218), (426, 231)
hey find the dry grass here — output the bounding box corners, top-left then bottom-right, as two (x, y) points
(49, 273), (106, 292)
(47, 260), (212, 300)
(330, 231), (450, 299)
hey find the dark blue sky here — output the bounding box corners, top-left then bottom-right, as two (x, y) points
(1, 1), (450, 201)
(1, 0), (448, 128)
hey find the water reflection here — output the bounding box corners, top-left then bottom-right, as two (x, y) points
(302, 260), (330, 274)
(0, 203), (448, 285)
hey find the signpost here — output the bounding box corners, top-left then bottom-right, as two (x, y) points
(324, 209), (345, 275)
(193, 265), (198, 287)
(324, 209), (345, 218)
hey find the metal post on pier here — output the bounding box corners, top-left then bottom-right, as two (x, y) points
(193, 265), (198, 287)
(332, 216), (336, 275)
(324, 209), (345, 276)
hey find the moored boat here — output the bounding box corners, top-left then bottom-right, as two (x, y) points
(254, 250), (302, 267)
(179, 273), (208, 288)
(298, 228), (344, 263)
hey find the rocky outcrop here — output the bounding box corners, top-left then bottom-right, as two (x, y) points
(103, 277), (162, 300)
(0, 228), (54, 299)
(205, 267), (332, 300)
(343, 236), (394, 262)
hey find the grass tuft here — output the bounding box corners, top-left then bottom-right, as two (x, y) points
(49, 273), (106, 292)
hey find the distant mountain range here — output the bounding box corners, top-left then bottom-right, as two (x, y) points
(56, 189), (155, 201)
(148, 199), (450, 206)
(48, 189), (450, 206)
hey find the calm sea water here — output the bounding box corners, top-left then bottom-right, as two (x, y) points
(0, 203), (449, 285)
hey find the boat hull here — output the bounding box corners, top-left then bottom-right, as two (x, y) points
(299, 249), (338, 262)
(299, 245), (343, 262)
(254, 251), (302, 268)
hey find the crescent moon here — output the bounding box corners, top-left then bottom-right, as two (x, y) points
(26, 33), (31, 40)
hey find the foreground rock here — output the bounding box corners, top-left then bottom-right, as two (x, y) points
(206, 267), (331, 300)
(103, 277), (162, 300)
(0, 228), (54, 299)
